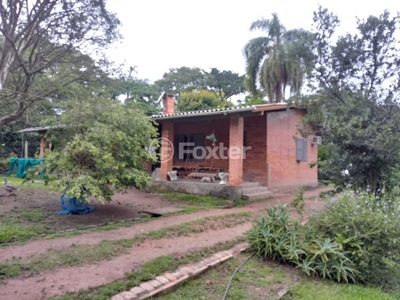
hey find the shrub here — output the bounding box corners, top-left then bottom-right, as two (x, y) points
(248, 191), (400, 291)
(247, 205), (357, 283)
(306, 192), (400, 290)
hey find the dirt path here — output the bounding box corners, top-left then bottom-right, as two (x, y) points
(0, 223), (251, 300)
(0, 187), (331, 300)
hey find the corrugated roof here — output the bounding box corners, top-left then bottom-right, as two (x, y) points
(19, 125), (64, 133)
(151, 106), (255, 120)
(151, 103), (292, 120)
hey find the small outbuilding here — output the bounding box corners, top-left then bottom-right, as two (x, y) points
(151, 94), (318, 197)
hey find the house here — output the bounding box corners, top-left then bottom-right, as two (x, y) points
(150, 94), (318, 199)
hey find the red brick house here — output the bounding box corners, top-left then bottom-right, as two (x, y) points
(151, 94), (318, 196)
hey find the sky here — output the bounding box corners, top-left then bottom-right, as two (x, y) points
(106, 0), (399, 83)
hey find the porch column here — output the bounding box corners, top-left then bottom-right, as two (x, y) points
(228, 113), (244, 186)
(39, 135), (47, 157)
(160, 120), (174, 181)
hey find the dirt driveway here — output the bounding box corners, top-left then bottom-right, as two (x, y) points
(0, 186), (330, 300)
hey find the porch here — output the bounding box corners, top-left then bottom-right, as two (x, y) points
(151, 179), (272, 201)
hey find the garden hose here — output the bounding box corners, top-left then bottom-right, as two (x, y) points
(221, 253), (255, 300)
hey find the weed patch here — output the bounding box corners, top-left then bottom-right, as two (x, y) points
(17, 208), (48, 222)
(0, 222), (48, 244)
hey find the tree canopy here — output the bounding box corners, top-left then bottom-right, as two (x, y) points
(154, 66), (244, 99)
(44, 95), (157, 203)
(301, 7), (400, 194)
(0, 0), (121, 125)
(177, 90), (233, 112)
(243, 13), (314, 102)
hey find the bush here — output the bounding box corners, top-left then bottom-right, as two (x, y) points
(248, 192), (400, 291)
(306, 192), (400, 290)
(0, 158), (9, 173)
(248, 205), (357, 283)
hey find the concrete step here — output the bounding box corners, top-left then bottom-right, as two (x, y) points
(242, 190), (274, 201)
(242, 182), (261, 188)
(242, 186), (270, 194)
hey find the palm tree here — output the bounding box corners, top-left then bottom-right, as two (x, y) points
(243, 14), (314, 103)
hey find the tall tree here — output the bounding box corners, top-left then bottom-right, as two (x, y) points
(0, 0), (120, 126)
(301, 7), (400, 194)
(154, 67), (211, 94)
(243, 13), (314, 102)
(115, 67), (161, 115)
(208, 68), (244, 99)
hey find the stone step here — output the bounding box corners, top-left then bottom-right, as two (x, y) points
(242, 182), (262, 188)
(242, 190), (274, 201)
(242, 186), (270, 194)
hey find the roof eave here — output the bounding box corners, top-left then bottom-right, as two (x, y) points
(151, 106), (256, 120)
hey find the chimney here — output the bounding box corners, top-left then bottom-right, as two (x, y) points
(163, 93), (175, 115)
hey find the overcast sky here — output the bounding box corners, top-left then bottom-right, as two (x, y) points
(106, 0), (399, 82)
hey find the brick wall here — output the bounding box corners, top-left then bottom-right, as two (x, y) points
(160, 109), (318, 190)
(243, 115), (267, 184)
(173, 118), (230, 171)
(266, 109), (318, 190)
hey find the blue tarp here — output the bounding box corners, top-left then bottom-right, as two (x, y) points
(55, 194), (95, 214)
(6, 158), (45, 178)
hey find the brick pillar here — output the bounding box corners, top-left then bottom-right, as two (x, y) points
(228, 113), (244, 186)
(160, 120), (174, 181)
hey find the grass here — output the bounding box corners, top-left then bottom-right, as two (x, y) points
(0, 180), (232, 246)
(3, 175), (59, 192)
(286, 281), (397, 300)
(0, 221), (49, 244)
(0, 239), (134, 280)
(49, 239), (243, 300)
(17, 208), (48, 222)
(0, 213), (251, 281)
(152, 254), (397, 300)
(160, 191), (232, 208)
(49, 255), (182, 300)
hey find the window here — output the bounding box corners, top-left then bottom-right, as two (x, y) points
(175, 133), (205, 162)
(296, 139), (308, 162)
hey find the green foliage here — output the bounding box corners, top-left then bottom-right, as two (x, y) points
(155, 66), (245, 100)
(0, 222), (48, 244)
(113, 67), (161, 116)
(289, 281), (396, 300)
(249, 191), (400, 291)
(18, 209), (48, 222)
(0, 0), (121, 126)
(300, 8), (400, 194)
(248, 204), (357, 284)
(177, 90), (233, 112)
(291, 187), (305, 222)
(306, 192), (400, 290)
(155, 67), (211, 94)
(240, 94), (268, 106)
(208, 68), (245, 99)
(44, 97), (158, 203)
